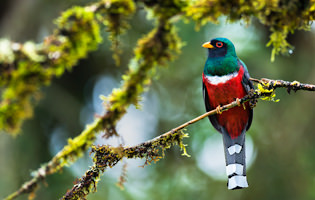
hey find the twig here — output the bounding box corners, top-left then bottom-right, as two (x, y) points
(250, 78), (315, 93)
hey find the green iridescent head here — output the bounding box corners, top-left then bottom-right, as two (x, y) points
(202, 38), (239, 76)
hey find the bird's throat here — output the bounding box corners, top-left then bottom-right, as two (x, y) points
(204, 56), (239, 76)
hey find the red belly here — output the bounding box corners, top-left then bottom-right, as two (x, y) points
(203, 67), (250, 139)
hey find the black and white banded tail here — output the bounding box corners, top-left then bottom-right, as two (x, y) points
(222, 129), (248, 190)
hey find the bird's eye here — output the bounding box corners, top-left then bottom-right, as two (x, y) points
(216, 42), (223, 48)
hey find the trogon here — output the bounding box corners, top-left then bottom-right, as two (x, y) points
(202, 37), (253, 190)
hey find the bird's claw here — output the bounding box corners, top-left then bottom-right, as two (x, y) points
(236, 98), (246, 110)
(215, 105), (223, 114)
(236, 98), (241, 106)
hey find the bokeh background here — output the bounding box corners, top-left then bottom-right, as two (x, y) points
(1, 0), (315, 199)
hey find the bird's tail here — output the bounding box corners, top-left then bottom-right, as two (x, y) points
(222, 130), (248, 190)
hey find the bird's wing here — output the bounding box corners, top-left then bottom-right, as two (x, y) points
(238, 59), (254, 131)
(239, 59), (254, 93)
(202, 81), (222, 133)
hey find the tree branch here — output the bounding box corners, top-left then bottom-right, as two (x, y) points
(60, 78), (315, 199)
(0, 0), (135, 135)
(186, 0), (315, 61)
(3, 1), (183, 200)
(250, 78), (315, 92)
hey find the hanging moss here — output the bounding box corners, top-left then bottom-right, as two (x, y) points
(186, 0), (315, 61)
(96, 0), (136, 65)
(102, 19), (183, 138)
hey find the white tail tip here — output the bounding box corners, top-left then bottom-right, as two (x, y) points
(228, 175), (248, 190)
(226, 164), (244, 176)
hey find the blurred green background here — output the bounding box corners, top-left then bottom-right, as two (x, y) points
(1, 0), (315, 199)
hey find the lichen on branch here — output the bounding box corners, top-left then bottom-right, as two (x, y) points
(96, 0), (136, 65)
(0, 0), (136, 135)
(0, 6), (103, 135)
(102, 20), (182, 138)
(186, 0), (315, 61)
(62, 129), (189, 199)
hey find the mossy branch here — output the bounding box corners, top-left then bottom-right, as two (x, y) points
(0, 0), (135, 135)
(4, 1), (183, 200)
(59, 77), (315, 199)
(250, 78), (315, 93)
(186, 0), (315, 61)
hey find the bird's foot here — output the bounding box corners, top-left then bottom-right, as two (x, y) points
(236, 98), (246, 110)
(236, 98), (241, 106)
(215, 105), (223, 114)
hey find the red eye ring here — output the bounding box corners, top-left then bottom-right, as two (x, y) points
(216, 42), (223, 48)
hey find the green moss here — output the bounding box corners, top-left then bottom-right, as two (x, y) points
(141, 0), (187, 20)
(186, 0), (315, 60)
(125, 130), (189, 163)
(97, 0), (136, 65)
(86, 130), (190, 188)
(51, 6), (102, 72)
(62, 168), (101, 200)
(91, 129), (189, 172)
(0, 6), (103, 135)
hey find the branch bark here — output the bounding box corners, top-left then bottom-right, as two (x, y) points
(250, 78), (315, 92)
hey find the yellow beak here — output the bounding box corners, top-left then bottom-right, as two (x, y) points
(202, 42), (214, 49)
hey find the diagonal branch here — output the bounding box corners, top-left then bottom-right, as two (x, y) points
(0, 0), (135, 135)
(60, 78), (315, 199)
(3, 2), (183, 200)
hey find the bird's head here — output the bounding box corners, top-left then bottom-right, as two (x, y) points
(202, 38), (237, 58)
(202, 38), (239, 76)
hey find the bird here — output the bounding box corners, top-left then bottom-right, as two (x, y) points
(202, 38), (253, 190)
